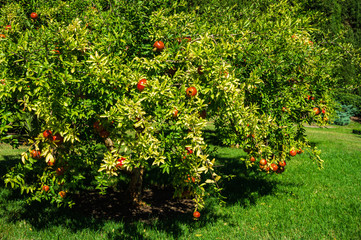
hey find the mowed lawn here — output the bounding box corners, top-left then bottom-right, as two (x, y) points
(0, 122), (361, 240)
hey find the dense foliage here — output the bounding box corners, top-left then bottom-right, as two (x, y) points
(299, 0), (361, 110)
(0, 0), (346, 210)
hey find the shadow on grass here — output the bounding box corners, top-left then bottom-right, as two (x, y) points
(308, 141), (321, 148)
(0, 155), (23, 176)
(0, 130), (281, 239)
(216, 155), (276, 206)
(0, 186), (196, 239)
(202, 129), (278, 205)
(203, 129), (225, 146)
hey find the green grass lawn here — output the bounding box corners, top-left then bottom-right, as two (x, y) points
(1, 122), (361, 239)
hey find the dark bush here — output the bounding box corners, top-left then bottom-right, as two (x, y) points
(352, 129), (361, 135)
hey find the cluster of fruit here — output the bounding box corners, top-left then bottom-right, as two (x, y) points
(43, 130), (64, 145)
(31, 128), (67, 199)
(313, 107), (327, 121)
(30, 130), (63, 161)
(249, 148), (303, 174)
(41, 185), (66, 199)
(0, 24), (11, 38)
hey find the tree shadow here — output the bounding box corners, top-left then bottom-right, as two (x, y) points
(203, 129), (225, 146)
(0, 185), (196, 239)
(308, 141), (319, 148)
(216, 155), (276, 206)
(0, 155), (23, 176)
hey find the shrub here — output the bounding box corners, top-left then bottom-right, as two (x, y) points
(0, 0), (345, 210)
(333, 105), (357, 126)
(334, 91), (361, 116)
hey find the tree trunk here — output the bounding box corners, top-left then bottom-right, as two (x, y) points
(104, 137), (114, 151)
(127, 167), (144, 204)
(104, 136), (144, 204)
